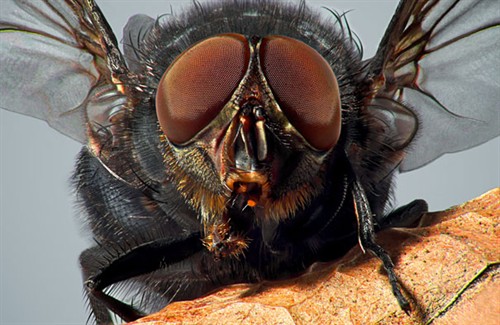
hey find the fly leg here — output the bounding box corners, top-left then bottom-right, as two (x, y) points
(80, 232), (203, 323)
(377, 199), (428, 230)
(352, 179), (411, 312)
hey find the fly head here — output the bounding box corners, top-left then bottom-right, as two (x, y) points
(155, 34), (345, 258)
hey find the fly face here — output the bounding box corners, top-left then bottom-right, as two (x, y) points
(1, 0), (499, 324)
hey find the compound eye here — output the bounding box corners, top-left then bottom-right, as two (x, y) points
(259, 35), (341, 150)
(156, 34), (250, 144)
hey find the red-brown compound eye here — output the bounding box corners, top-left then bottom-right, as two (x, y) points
(259, 35), (341, 150)
(156, 34), (250, 144)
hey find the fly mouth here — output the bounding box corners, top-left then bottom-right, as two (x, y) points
(225, 169), (270, 209)
(232, 181), (262, 207)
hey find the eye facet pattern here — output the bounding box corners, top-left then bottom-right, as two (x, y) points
(259, 35), (341, 150)
(156, 33), (250, 144)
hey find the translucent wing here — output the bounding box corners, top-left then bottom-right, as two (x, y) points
(365, 0), (500, 171)
(0, 0), (129, 143)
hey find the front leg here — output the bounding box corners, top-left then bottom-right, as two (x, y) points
(377, 199), (428, 230)
(80, 232), (203, 323)
(352, 179), (411, 312)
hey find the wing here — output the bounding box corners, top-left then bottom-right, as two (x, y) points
(0, 0), (130, 143)
(364, 0), (500, 171)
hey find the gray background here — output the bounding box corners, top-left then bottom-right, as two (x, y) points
(1, 0), (498, 324)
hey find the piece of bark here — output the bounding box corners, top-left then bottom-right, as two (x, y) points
(129, 188), (499, 325)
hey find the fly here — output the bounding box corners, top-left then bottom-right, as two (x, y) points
(1, 0), (499, 324)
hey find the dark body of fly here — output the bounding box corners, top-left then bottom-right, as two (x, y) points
(1, 0), (498, 323)
(77, 4), (377, 320)
(74, 2), (423, 321)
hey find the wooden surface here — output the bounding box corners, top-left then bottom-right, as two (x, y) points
(129, 188), (499, 325)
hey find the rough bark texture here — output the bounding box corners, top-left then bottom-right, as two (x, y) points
(129, 188), (499, 325)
